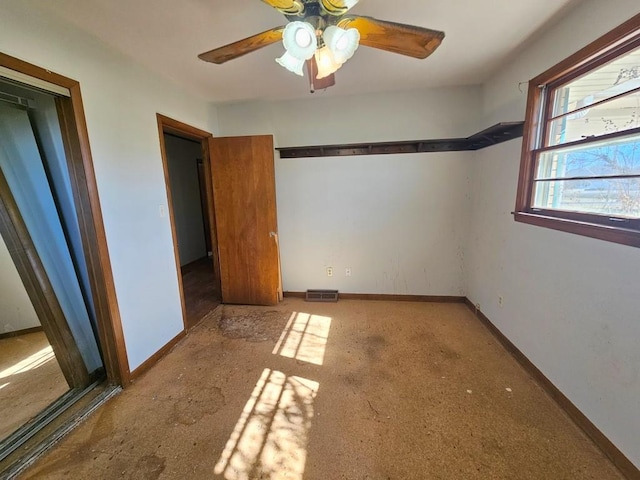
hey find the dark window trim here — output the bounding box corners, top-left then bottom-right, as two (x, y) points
(515, 13), (640, 248)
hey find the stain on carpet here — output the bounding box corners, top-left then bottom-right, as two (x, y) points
(169, 386), (225, 426)
(218, 307), (292, 343)
(364, 334), (388, 361)
(133, 454), (166, 480)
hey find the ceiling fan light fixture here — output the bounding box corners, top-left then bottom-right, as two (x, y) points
(281, 21), (318, 60)
(199, 1), (446, 93)
(314, 46), (342, 79)
(323, 25), (360, 64)
(276, 51), (306, 76)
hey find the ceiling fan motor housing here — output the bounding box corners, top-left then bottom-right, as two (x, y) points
(285, 1), (345, 25)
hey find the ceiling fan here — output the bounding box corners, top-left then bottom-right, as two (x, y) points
(198, 0), (445, 92)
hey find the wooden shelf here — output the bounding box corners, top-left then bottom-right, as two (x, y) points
(276, 122), (524, 159)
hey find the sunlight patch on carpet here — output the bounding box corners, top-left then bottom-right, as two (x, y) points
(272, 312), (332, 366)
(214, 368), (319, 480)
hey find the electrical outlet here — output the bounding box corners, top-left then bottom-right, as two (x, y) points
(498, 296), (504, 308)
(326, 267), (333, 277)
(345, 267), (352, 277)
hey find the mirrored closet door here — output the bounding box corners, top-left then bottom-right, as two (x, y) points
(0, 77), (105, 458)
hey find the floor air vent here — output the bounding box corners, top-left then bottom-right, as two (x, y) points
(305, 289), (339, 302)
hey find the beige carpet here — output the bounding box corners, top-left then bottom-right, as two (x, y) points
(0, 331), (69, 440)
(21, 300), (624, 479)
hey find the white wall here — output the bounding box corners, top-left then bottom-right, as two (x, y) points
(164, 135), (207, 266)
(217, 87), (481, 146)
(217, 87), (481, 295)
(0, 235), (40, 334)
(276, 152), (471, 295)
(0, 3), (217, 371)
(468, 0), (640, 468)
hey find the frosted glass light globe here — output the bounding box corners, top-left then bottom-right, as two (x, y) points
(323, 25), (360, 64)
(281, 21), (318, 60)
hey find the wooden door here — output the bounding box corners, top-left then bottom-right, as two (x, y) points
(209, 135), (281, 305)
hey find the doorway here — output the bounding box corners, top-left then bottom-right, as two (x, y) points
(159, 117), (281, 310)
(157, 115), (221, 330)
(0, 53), (127, 474)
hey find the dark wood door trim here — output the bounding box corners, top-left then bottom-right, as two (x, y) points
(196, 160), (212, 253)
(0, 168), (89, 388)
(157, 114), (212, 141)
(0, 52), (130, 386)
(56, 89), (130, 385)
(157, 119), (189, 332)
(203, 138), (223, 295)
(156, 114), (221, 331)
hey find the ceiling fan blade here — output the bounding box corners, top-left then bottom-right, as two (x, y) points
(198, 27), (285, 64)
(338, 16), (445, 59)
(261, 0), (305, 15)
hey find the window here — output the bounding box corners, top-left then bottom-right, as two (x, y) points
(516, 13), (640, 248)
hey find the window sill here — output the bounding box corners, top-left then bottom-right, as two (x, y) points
(513, 211), (640, 248)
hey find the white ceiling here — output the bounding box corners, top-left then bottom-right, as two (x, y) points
(32, 0), (580, 103)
